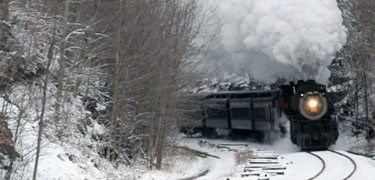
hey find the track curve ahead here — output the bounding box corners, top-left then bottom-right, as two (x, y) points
(306, 150), (357, 180)
(328, 150), (357, 180)
(306, 152), (326, 180)
(175, 146), (219, 180)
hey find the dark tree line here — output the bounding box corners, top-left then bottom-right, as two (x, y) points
(0, 0), (204, 178)
(83, 0), (203, 169)
(330, 0), (375, 139)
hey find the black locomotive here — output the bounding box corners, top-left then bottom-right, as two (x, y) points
(182, 80), (339, 150)
(279, 80), (338, 150)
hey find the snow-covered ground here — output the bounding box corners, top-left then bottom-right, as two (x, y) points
(139, 134), (375, 180)
(4, 84), (374, 180)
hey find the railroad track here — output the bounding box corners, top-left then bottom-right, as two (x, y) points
(306, 150), (357, 180)
(306, 152), (326, 180)
(175, 146), (220, 180)
(328, 150), (357, 180)
(179, 169), (210, 180)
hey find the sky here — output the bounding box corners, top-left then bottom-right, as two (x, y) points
(201, 0), (347, 83)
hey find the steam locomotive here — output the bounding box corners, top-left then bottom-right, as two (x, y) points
(279, 80), (338, 150)
(182, 80), (338, 150)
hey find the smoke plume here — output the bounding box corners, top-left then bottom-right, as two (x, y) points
(202, 0), (347, 82)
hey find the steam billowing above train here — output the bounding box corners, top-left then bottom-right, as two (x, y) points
(202, 0), (347, 82)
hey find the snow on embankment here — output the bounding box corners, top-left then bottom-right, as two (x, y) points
(3, 84), (129, 179)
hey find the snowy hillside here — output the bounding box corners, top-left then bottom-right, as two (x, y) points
(0, 0), (374, 179)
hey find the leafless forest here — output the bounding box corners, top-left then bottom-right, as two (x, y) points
(0, 0), (374, 179)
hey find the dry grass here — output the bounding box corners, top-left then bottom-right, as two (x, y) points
(168, 146), (197, 160)
(235, 150), (253, 165)
(161, 145), (198, 171)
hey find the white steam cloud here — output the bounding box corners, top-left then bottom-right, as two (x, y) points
(203, 0), (347, 82)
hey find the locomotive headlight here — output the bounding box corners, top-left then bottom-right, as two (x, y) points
(306, 97), (319, 113)
(299, 94), (328, 120)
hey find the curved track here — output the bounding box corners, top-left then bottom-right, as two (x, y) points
(306, 150), (357, 180)
(306, 152), (326, 180)
(328, 150), (357, 180)
(179, 169), (210, 180)
(175, 146), (220, 180)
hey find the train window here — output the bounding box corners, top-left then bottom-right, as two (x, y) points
(231, 108), (250, 120)
(254, 108), (266, 120)
(213, 110), (227, 119)
(206, 108), (227, 119)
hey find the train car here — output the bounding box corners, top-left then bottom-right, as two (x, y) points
(201, 89), (284, 141)
(279, 80), (338, 150)
(181, 80), (339, 150)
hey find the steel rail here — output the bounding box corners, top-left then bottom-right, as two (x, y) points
(306, 152), (326, 180)
(328, 150), (357, 180)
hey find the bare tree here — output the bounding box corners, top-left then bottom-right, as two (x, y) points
(349, 0), (375, 135)
(80, 0), (204, 169)
(6, 0), (204, 174)
(55, 0), (71, 129)
(332, 0), (375, 137)
(0, 0), (9, 50)
(32, 28), (56, 180)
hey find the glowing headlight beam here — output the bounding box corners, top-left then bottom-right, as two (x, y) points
(299, 93), (328, 120)
(305, 98), (319, 114)
(307, 99), (318, 108)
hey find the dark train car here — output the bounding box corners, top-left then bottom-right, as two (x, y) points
(181, 80), (339, 150)
(279, 80), (338, 150)
(201, 89), (284, 140)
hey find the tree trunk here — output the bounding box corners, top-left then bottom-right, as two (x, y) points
(109, 0), (124, 157)
(55, 0), (70, 136)
(0, 0), (9, 50)
(33, 34), (56, 180)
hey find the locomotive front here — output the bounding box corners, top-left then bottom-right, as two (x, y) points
(280, 80), (338, 150)
(297, 81), (328, 121)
